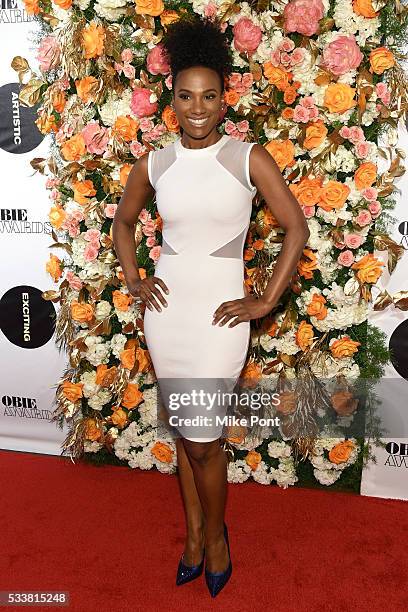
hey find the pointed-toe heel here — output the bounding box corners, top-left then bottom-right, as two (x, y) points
(205, 522), (232, 598)
(176, 549), (205, 586)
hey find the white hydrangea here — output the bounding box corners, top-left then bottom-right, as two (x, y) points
(98, 89), (133, 127)
(227, 459), (252, 483)
(260, 329), (301, 355)
(72, 0), (91, 8)
(88, 389), (112, 410)
(95, 300), (112, 320)
(333, 0), (380, 46)
(110, 333), (127, 358)
(138, 386), (159, 427)
(83, 336), (111, 366)
(310, 352), (360, 379)
(267, 440), (292, 458)
(251, 461), (274, 485)
(80, 370), (99, 398)
(94, 0), (128, 21)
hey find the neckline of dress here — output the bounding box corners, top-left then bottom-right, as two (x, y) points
(175, 133), (229, 154)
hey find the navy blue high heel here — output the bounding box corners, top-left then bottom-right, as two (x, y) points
(176, 547), (205, 586)
(205, 522), (232, 598)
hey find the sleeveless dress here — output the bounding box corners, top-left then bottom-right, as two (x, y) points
(144, 133), (257, 442)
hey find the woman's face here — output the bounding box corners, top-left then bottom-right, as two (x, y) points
(173, 66), (224, 140)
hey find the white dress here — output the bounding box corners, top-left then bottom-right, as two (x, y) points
(144, 133), (257, 442)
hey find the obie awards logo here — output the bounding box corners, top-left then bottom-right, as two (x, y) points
(0, 82), (44, 154)
(0, 286), (55, 348)
(384, 442), (408, 469)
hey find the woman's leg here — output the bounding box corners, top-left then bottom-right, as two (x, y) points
(181, 437), (229, 573)
(175, 438), (205, 565)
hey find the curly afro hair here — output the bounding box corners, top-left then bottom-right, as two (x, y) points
(161, 14), (233, 92)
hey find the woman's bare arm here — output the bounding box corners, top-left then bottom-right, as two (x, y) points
(213, 144), (310, 327)
(112, 153), (169, 312)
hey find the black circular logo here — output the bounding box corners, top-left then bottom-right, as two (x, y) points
(389, 319), (408, 380)
(0, 82), (44, 154)
(0, 286), (56, 349)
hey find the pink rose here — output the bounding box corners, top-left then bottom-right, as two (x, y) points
(303, 206), (316, 218)
(236, 120), (249, 133)
(280, 38), (295, 52)
(349, 126), (365, 144)
(121, 49), (133, 63)
(283, 0), (324, 37)
(337, 249), (355, 267)
(142, 219), (156, 236)
(138, 209), (150, 223)
(146, 236), (156, 247)
(139, 117), (154, 132)
(361, 187), (378, 201)
(355, 141), (371, 159)
(66, 271), (83, 291)
(36, 35), (61, 72)
(164, 74), (173, 90)
(293, 104), (310, 123)
(84, 243), (99, 262)
(130, 141), (147, 157)
(290, 48), (306, 65)
(308, 107), (319, 120)
(344, 233), (364, 249)
(368, 200), (382, 218)
(301, 96), (316, 109)
(321, 36), (363, 76)
(233, 17), (262, 56)
(149, 245), (161, 261)
(146, 43), (171, 76)
(105, 204), (117, 218)
(130, 88), (158, 118)
(84, 229), (101, 244)
(123, 63), (136, 80)
(204, 1), (218, 17)
(82, 122), (109, 155)
(340, 126), (351, 139)
(355, 209), (372, 226)
(376, 82), (391, 105)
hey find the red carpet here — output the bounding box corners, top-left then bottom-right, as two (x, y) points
(1, 449), (407, 612)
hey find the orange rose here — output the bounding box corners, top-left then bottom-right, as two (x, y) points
(160, 9), (179, 25)
(329, 440), (356, 464)
(135, 0), (164, 16)
(46, 253), (62, 283)
(120, 347), (135, 370)
(351, 253), (384, 284)
(162, 105), (179, 132)
(75, 76), (100, 103)
(245, 450), (262, 471)
(331, 391), (359, 416)
(263, 63), (291, 91)
(151, 441), (174, 463)
(275, 390), (297, 415)
(252, 239), (264, 251)
(303, 119), (328, 150)
(267, 321), (279, 337)
(113, 115), (139, 142)
(84, 417), (102, 441)
(120, 163), (133, 187)
(306, 294), (327, 320)
(330, 336), (361, 359)
(54, 0), (72, 8)
(240, 360), (262, 388)
(297, 248), (317, 280)
(52, 90), (66, 114)
(265, 139), (295, 171)
(81, 21), (105, 59)
(354, 162), (377, 190)
(61, 380), (83, 403)
(224, 89), (240, 106)
(324, 83), (356, 114)
(135, 347), (150, 372)
(122, 383), (143, 409)
(61, 133), (86, 161)
(72, 179), (96, 205)
(48, 204), (66, 229)
(319, 180), (350, 211)
(112, 290), (133, 312)
(71, 301), (94, 323)
(352, 0), (379, 18)
(283, 87), (298, 105)
(23, 0), (40, 14)
(96, 365), (117, 387)
(111, 407), (127, 428)
(369, 47), (395, 74)
(290, 176), (322, 206)
(282, 107), (294, 120)
(35, 114), (58, 135)
(295, 320), (314, 351)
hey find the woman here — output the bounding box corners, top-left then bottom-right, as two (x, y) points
(112, 15), (309, 597)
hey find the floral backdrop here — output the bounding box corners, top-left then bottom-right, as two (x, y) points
(14, 0), (408, 491)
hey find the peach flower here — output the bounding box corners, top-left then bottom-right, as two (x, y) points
(146, 43), (171, 75)
(329, 440), (356, 464)
(46, 253), (62, 282)
(71, 301), (94, 323)
(245, 449), (262, 471)
(297, 248), (318, 280)
(330, 335), (361, 359)
(318, 180), (350, 211)
(61, 380), (83, 403)
(81, 22), (105, 59)
(369, 47), (395, 75)
(337, 250), (354, 267)
(36, 36), (61, 72)
(321, 35), (363, 76)
(351, 253), (384, 284)
(130, 88), (158, 118)
(121, 383), (143, 409)
(233, 17), (262, 56)
(295, 320), (314, 351)
(82, 122), (109, 155)
(283, 0), (324, 37)
(135, 0), (164, 16)
(354, 162), (377, 190)
(61, 133), (86, 161)
(324, 83), (356, 114)
(265, 139), (295, 171)
(303, 120), (327, 149)
(352, 0), (379, 18)
(75, 76), (99, 104)
(151, 441), (174, 463)
(306, 294), (327, 320)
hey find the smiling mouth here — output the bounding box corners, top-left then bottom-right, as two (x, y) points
(187, 118), (209, 126)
